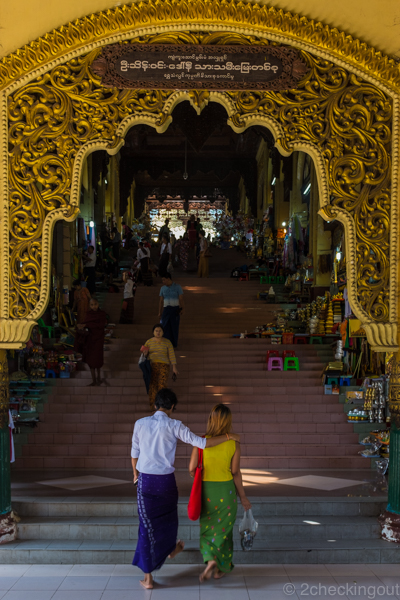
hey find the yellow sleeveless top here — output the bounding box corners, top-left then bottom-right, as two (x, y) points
(202, 439), (236, 482)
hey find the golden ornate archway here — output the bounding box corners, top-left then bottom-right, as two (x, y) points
(0, 0), (399, 351)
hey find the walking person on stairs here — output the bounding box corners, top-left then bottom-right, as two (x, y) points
(158, 273), (184, 348)
(142, 324), (178, 410)
(189, 403), (251, 583)
(77, 298), (108, 386)
(131, 388), (241, 590)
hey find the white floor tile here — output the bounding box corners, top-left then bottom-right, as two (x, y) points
(58, 576), (110, 591)
(376, 576), (400, 586)
(0, 567), (30, 578)
(284, 565), (331, 576)
(239, 565), (287, 577)
(200, 589), (248, 600)
(105, 576), (145, 590)
(24, 566), (73, 577)
(101, 591), (153, 600)
(326, 564), (376, 576)
(67, 565), (115, 577)
(36, 475), (129, 491)
(2, 592), (54, 600)
(244, 576), (291, 590)
(275, 475), (364, 491)
(153, 591), (199, 600)
(0, 580), (18, 592)
(51, 592), (103, 600)
(11, 577), (65, 591)
(111, 565), (141, 577)
(152, 576), (199, 590)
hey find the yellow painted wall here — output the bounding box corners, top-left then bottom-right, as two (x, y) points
(0, 0), (399, 59)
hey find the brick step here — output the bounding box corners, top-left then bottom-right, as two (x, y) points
(21, 442), (361, 458)
(44, 398), (343, 412)
(3, 537), (395, 564)
(13, 497), (385, 518)
(22, 424), (359, 443)
(17, 514), (380, 542)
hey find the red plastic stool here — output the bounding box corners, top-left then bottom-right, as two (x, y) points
(266, 350), (280, 363)
(267, 357), (283, 371)
(239, 272), (249, 281)
(294, 336), (308, 344)
(282, 350), (296, 361)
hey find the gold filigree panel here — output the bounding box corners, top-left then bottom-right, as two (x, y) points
(7, 34), (393, 334)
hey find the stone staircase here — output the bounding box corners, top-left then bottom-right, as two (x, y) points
(3, 497), (393, 564)
(9, 276), (392, 563)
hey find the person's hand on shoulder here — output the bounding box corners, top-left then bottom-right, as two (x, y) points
(229, 433), (240, 443)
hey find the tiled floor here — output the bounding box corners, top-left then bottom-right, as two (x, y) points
(1, 564), (400, 600)
(11, 468), (388, 497)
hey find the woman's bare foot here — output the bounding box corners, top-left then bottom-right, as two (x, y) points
(87, 382), (97, 387)
(168, 539), (185, 559)
(214, 569), (225, 580)
(200, 560), (217, 583)
(139, 574), (153, 589)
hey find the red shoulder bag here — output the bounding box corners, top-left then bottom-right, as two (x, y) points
(187, 447), (203, 521)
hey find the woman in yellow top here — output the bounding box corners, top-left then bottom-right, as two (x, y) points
(189, 404), (251, 582)
(143, 324), (178, 410)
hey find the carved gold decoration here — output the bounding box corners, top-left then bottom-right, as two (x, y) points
(1, 0), (400, 93)
(0, 350), (9, 429)
(0, 3), (398, 350)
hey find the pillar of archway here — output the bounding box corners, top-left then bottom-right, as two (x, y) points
(0, 0), (400, 543)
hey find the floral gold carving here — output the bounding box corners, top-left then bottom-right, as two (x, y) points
(0, 2), (398, 350)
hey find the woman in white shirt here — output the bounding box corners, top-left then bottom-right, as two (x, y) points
(131, 388), (240, 590)
(159, 234), (172, 278)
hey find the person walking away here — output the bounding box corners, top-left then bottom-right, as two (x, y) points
(104, 242), (117, 285)
(186, 214), (197, 250)
(158, 218), (170, 242)
(122, 221), (132, 248)
(159, 234), (172, 278)
(131, 388), (241, 590)
(83, 245), (97, 294)
(137, 241), (152, 286)
(189, 403), (251, 583)
(120, 270), (136, 324)
(179, 232), (190, 271)
(77, 298), (108, 386)
(198, 230), (210, 278)
(158, 273), (184, 348)
(72, 279), (91, 324)
(142, 325), (178, 410)
(111, 226), (121, 277)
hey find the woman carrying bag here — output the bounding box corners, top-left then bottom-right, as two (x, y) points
(188, 403), (251, 582)
(142, 324), (178, 411)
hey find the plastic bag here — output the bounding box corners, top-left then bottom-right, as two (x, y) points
(167, 261), (174, 274)
(238, 509), (258, 551)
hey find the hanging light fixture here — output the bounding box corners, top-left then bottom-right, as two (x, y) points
(183, 138), (188, 180)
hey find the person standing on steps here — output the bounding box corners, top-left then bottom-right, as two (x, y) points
(159, 234), (172, 278)
(143, 324), (178, 410)
(158, 273), (184, 348)
(111, 226), (121, 278)
(198, 230), (210, 278)
(72, 279), (91, 324)
(77, 297), (108, 386)
(83, 245), (97, 295)
(189, 403), (251, 583)
(158, 218), (170, 242)
(131, 388), (241, 590)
